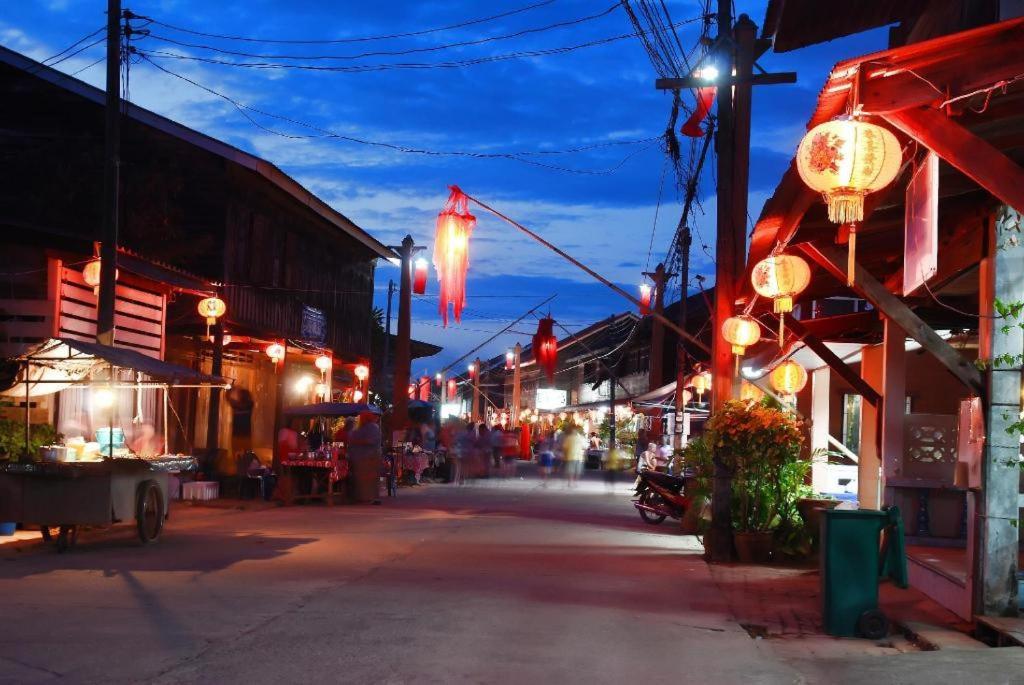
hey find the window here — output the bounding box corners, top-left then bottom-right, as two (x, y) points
(842, 394), (862, 454)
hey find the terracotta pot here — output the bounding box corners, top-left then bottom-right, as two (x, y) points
(734, 530), (774, 563)
(797, 498), (840, 535)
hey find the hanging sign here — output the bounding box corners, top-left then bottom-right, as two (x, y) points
(903, 151), (938, 296)
(301, 305), (327, 343)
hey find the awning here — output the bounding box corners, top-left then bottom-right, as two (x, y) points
(284, 402), (381, 418)
(0, 338), (228, 397)
(631, 381), (677, 407)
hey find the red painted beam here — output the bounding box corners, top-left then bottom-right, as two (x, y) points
(884, 107), (1024, 215)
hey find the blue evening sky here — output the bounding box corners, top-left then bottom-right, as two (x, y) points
(2, 1), (886, 372)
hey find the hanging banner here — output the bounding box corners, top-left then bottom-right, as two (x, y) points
(903, 152), (938, 295)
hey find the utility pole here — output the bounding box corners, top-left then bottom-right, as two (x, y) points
(609, 369), (617, 447)
(96, 0), (122, 346)
(205, 323), (224, 467)
(381, 279), (394, 395)
(674, 225), (692, 450)
(390, 237), (422, 433)
(511, 342), (522, 428)
(644, 263), (673, 393)
(471, 357), (482, 422)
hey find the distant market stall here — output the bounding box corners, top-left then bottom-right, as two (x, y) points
(0, 338), (229, 550)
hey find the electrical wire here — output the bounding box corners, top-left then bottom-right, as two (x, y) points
(34, 26), (104, 67)
(139, 1), (557, 45)
(139, 4), (621, 62)
(133, 18), (702, 74)
(136, 53), (658, 175)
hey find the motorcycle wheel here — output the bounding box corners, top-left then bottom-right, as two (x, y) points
(639, 490), (668, 525)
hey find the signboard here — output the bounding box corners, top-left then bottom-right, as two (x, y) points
(535, 388), (567, 411)
(903, 152), (938, 295)
(301, 305), (327, 343)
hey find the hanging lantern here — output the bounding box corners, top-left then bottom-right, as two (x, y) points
(353, 388), (364, 403)
(314, 354), (333, 374)
(505, 349), (515, 371)
(435, 372), (443, 386)
(740, 380), (764, 403)
(266, 342), (285, 365)
(638, 283), (652, 316)
(533, 317), (558, 382)
(751, 254), (811, 346)
(433, 186), (476, 326)
(413, 257), (429, 295)
(467, 362), (476, 378)
(689, 370), (712, 399)
(314, 382), (329, 399)
(447, 378), (458, 397)
(797, 118), (902, 285)
(770, 359), (808, 397)
(419, 376), (430, 401)
(721, 315), (762, 374)
(353, 364), (369, 383)
(197, 297), (226, 326)
(82, 258), (117, 296)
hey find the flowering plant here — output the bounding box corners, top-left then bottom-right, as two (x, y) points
(706, 399), (806, 533)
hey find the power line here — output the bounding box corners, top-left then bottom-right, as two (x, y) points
(136, 1), (557, 45)
(136, 53), (658, 175)
(138, 4), (621, 62)
(133, 18), (702, 74)
(35, 26), (104, 67)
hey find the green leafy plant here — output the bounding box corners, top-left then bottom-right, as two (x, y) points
(0, 417), (56, 460)
(706, 399), (806, 533)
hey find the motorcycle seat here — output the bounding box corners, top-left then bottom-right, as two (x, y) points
(643, 470), (687, 491)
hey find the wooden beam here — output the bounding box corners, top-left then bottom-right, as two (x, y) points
(883, 107), (1024, 215)
(786, 316), (881, 407)
(799, 241), (984, 395)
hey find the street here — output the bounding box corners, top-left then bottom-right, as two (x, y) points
(4, 469), (1017, 685)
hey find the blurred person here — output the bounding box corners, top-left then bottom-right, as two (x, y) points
(347, 411), (382, 503)
(639, 442), (660, 472)
(537, 433), (555, 486)
(603, 442), (627, 493)
(562, 426), (586, 488)
(589, 432), (601, 450)
(490, 424), (504, 471)
(501, 427), (519, 478)
(334, 417), (356, 445)
(453, 422), (476, 485)
(474, 422), (492, 479)
(657, 436), (674, 472)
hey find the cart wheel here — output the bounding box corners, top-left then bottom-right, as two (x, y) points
(136, 480), (165, 545)
(857, 610), (890, 640)
(56, 525), (78, 553)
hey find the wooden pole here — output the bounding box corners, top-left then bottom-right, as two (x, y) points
(96, 0), (121, 346)
(464, 193), (710, 354)
(205, 323), (224, 463)
(644, 263), (671, 392)
(391, 236), (417, 431)
(471, 358), (481, 423)
(512, 343), (522, 428)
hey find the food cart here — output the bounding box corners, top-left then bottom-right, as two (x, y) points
(280, 402), (381, 505)
(0, 338), (228, 551)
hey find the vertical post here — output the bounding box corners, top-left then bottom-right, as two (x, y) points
(96, 0), (121, 346)
(271, 343), (287, 471)
(382, 279), (394, 393)
(858, 344), (883, 509)
(512, 342), (522, 428)
(205, 323), (224, 466)
(674, 227), (692, 450)
(471, 357), (482, 422)
(609, 370), (617, 447)
(810, 366), (831, 494)
(391, 238), (414, 431)
(976, 206), (1022, 616)
(645, 263), (669, 392)
(880, 317), (906, 506)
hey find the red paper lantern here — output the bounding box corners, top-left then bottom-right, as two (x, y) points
(447, 378), (458, 397)
(418, 376), (430, 401)
(533, 317), (558, 382)
(505, 349), (514, 371)
(413, 257), (428, 295)
(433, 186), (476, 326)
(638, 283), (652, 316)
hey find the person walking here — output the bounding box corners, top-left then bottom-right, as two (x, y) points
(562, 426), (586, 488)
(603, 442), (626, 493)
(347, 412), (382, 504)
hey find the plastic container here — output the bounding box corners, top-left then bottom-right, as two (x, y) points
(0, 522), (16, 536)
(820, 506), (907, 639)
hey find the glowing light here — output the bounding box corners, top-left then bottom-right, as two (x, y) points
(353, 389), (364, 402)
(266, 343), (286, 364)
(93, 387), (114, 409)
(314, 382), (329, 398)
(751, 254), (811, 346)
(314, 354), (333, 373)
(770, 360), (808, 396)
(639, 283), (652, 316)
(197, 297), (226, 326)
(294, 375), (315, 393)
(505, 349), (515, 371)
(353, 364), (369, 382)
(698, 65), (719, 82)
(413, 257), (429, 295)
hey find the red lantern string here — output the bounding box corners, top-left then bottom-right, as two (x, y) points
(681, 87), (716, 138)
(533, 316), (558, 382)
(638, 283), (652, 316)
(413, 258), (428, 295)
(433, 186), (476, 326)
(447, 378), (458, 397)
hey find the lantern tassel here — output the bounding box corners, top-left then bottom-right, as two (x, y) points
(778, 314), (785, 348)
(847, 225), (857, 287)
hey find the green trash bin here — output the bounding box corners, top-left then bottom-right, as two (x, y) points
(820, 506), (908, 639)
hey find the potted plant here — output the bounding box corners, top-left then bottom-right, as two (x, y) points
(706, 399), (806, 562)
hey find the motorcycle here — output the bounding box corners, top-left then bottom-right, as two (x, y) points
(633, 469), (690, 525)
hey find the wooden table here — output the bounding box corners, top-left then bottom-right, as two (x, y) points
(280, 457), (346, 506)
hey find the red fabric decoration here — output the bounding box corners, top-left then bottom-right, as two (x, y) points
(418, 376), (430, 401)
(681, 87), (716, 138)
(413, 258), (428, 295)
(433, 186), (476, 326)
(533, 317), (558, 382)
(639, 283), (652, 316)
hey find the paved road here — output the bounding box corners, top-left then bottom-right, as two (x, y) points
(3, 469), (1011, 684)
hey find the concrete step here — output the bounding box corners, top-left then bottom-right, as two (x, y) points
(900, 620), (988, 651)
